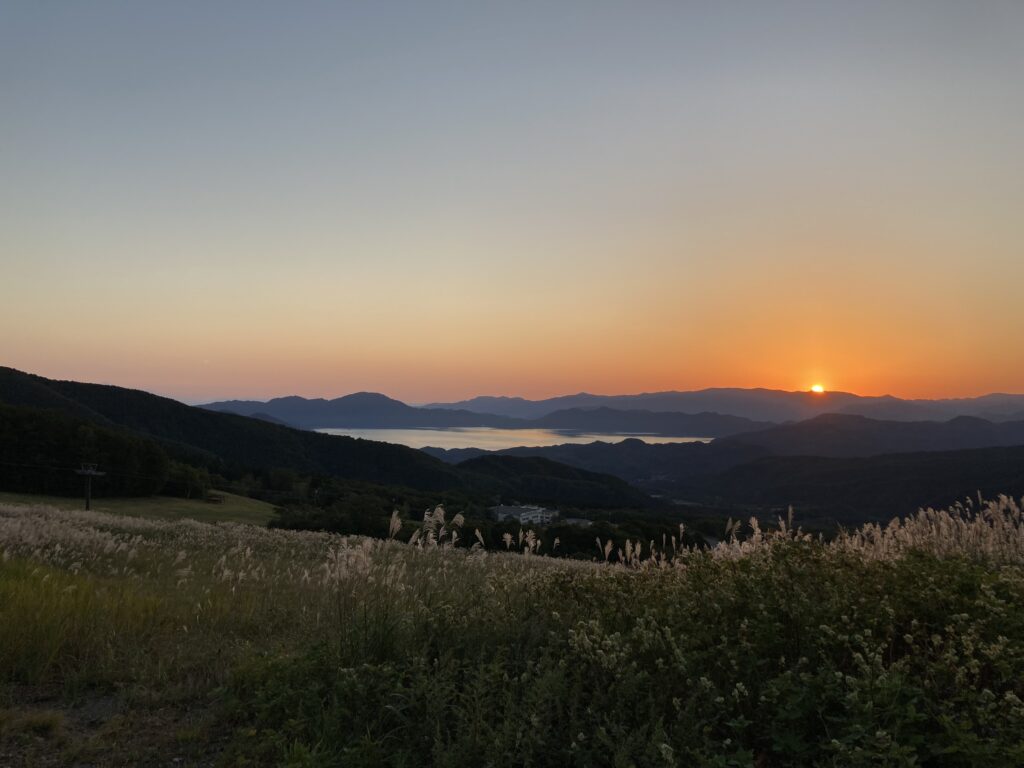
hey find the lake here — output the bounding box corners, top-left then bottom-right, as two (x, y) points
(315, 427), (712, 450)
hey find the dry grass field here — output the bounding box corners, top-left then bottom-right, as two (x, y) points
(1, 498), (1023, 766)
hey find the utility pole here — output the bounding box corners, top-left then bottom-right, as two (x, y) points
(75, 463), (105, 511)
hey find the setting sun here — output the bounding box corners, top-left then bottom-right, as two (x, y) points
(811, 384), (825, 394)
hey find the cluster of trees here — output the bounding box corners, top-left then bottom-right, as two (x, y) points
(272, 503), (712, 559)
(0, 405), (416, 505)
(268, 474), (712, 558)
(0, 404), (169, 497)
(0, 367), (464, 490)
(0, 405), (221, 500)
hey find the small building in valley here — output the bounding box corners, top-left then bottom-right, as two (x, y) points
(490, 504), (559, 525)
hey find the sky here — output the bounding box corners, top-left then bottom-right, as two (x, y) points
(2, 1), (1022, 403)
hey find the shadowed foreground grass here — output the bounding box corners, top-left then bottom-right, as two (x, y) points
(1, 500), (1023, 766)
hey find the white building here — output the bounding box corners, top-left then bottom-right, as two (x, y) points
(490, 504), (559, 525)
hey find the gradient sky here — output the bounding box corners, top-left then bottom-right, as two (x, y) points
(2, 1), (1022, 403)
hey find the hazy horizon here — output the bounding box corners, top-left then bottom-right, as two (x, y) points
(8, 364), (1019, 408)
(3, 2), (1022, 403)
(199, 384), (1024, 407)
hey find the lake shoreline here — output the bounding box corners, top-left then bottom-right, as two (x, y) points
(315, 426), (713, 450)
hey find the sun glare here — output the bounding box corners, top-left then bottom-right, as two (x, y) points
(811, 384), (825, 394)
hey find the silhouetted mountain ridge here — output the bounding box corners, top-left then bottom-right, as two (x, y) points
(457, 455), (653, 508)
(0, 367), (655, 508)
(201, 393), (774, 436)
(535, 407), (773, 436)
(202, 392), (524, 429)
(201, 395), (776, 437)
(719, 413), (1024, 457)
(422, 412), (1024, 521)
(699, 446), (1024, 523)
(422, 439), (770, 491)
(426, 388), (1024, 423)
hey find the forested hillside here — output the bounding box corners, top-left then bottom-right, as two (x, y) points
(0, 368), (655, 512)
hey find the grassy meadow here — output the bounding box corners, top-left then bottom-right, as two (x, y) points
(1, 498), (1024, 767)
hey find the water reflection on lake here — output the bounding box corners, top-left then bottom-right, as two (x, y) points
(315, 427), (712, 450)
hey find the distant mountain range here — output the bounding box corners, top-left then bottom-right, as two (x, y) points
(718, 413), (1024, 457)
(8, 366), (1024, 526)
(201, 392), (524, 430)
(424, 412), (1024, 472)
(425, 389), (1024, 423)
(199, 394), (774, 437)
(532, 407), (773, 436)
(201, 386), (1024, 439)
(0, 367), (654, 508)
(422, 413), (1024, 522)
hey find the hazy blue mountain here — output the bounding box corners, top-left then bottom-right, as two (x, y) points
(201, 393), (526, 429)
(418, 395), (552, 419)
(426, 388), (1024, 423)
(426, 389), (860, 421)
(831, 397), (947, 421)
(202, 395), (777, 436)
(535, 407), (773, 437)
(204, 386), (1024, 434)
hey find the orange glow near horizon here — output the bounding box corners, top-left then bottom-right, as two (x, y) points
(3, 212), (1022, 405)
(811, 384), (825, 393)
(1, 4), (1022, 404)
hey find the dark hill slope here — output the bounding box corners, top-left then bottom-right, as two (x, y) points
(0, 368), (657, 506)
(722, 413), (1024, 457)
(425, 439), (770, 492)
(248, 412), (294, 427)
(0, 403), (170, 496)
(458, 454), (656, 509)
(0, 368), (114, 425)
(533, 408), (773, 437)
(0, 367), (462, 491)
(698, 446), (1024, 522)
(423, 417), (1024, 521)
